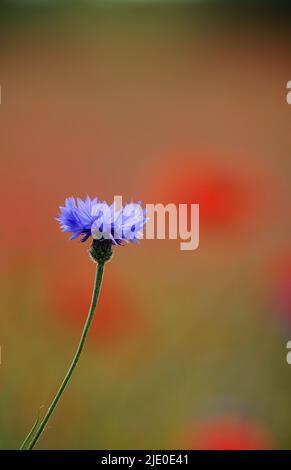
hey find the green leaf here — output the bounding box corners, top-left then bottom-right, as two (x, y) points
(19, 410), (41, 450)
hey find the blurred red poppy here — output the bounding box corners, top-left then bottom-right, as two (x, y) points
(145, 150), (271, 237)
(46, 263), (145, 346)
(185, 416), (273, 450)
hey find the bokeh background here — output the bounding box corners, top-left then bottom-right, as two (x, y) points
(1, 0), (291, 450)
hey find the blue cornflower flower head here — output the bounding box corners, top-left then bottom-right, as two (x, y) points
(57, 196), (147, 263)
(57, 196), (98, 243)
(91, 200), (147, 245)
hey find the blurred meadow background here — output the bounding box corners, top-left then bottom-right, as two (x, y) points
(1, 0), (291, 449)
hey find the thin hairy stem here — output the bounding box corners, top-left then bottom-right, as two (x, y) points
(20, 262), (105, 450)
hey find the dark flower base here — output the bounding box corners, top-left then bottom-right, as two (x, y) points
(89, 239), (113, 264)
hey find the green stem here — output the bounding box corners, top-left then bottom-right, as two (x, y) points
(21, 262), (105, 450)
